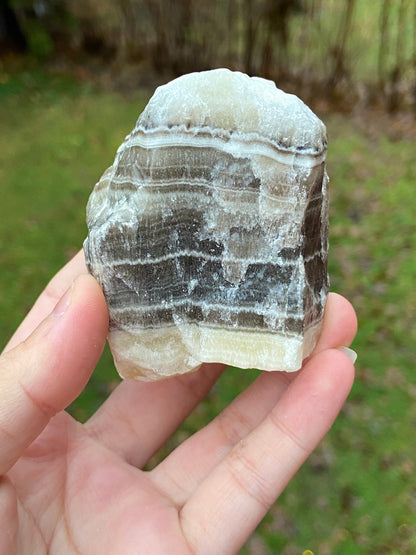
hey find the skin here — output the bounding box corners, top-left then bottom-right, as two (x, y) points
(0, 251), (357, 554)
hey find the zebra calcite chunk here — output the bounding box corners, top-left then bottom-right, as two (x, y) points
(84, 68), (329, 381)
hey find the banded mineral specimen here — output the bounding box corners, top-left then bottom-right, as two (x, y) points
(84, 68), (329, 380)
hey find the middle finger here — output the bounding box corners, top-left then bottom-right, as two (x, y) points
(150, 292), (356, 502)
(84, 362), (225, 467)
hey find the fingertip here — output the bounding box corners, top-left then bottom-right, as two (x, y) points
(71, 273), (108, 320)
(337, 345), (357, 364)
(6, 273), (109, 416)
(331, 292), (358, 337)
(331, 346), (356, 386)
(314, 293), (358, 354)
(306, 347), (356, 401)
(47, 274), (109, 403)
(329, 292), (358, 336)
(69, 274), (109, 352)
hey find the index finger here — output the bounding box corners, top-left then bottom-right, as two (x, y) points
(3, 250), (88, 353)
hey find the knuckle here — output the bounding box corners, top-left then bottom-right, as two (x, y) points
(43, 279), (64, 308)
(175, 371), (208, 403)
(19, 380), (57, 420)
(216, 405), (253, 447)
(226, 442), (273, 511)
(268, 409), (309, 455)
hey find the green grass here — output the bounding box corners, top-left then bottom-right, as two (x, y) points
(1, 67), (416, 553)
(0, 67), (150, 418)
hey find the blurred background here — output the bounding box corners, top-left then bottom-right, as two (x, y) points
(1, 1), (416, 553)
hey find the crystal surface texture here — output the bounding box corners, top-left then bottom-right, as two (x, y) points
(84, 68), (329, 380)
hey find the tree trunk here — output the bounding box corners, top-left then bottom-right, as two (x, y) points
(243, 0), (256, 75)
(378, 0), (391, 90)
(329, 0), (355, 89)
(413, 0), (416, 110)
(388, 0), (408, 112)
(0, 0), (27, 53)
(143, 0), (171, 73)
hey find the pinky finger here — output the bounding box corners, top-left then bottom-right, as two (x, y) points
(180, 348), (354, 555)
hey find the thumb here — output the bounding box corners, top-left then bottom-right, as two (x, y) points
(0, 274), (108, 475)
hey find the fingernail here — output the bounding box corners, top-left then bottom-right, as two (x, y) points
(52, 282), (74, 317)
(338, 346), (357, 364)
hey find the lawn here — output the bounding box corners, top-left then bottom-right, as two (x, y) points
(1, 67), (415, 554)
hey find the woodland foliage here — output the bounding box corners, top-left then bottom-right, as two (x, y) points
(2, 0), (416, 111)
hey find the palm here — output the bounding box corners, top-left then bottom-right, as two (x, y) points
(1, 252), (357, 554)
(8, 413), (192, 553)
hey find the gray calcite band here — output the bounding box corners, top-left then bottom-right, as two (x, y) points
(84, 68), (329, 380)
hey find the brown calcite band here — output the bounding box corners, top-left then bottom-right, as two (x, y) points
(84, 68), (329, 381)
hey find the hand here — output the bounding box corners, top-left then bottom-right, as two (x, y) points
(1, 251), (357, 554)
